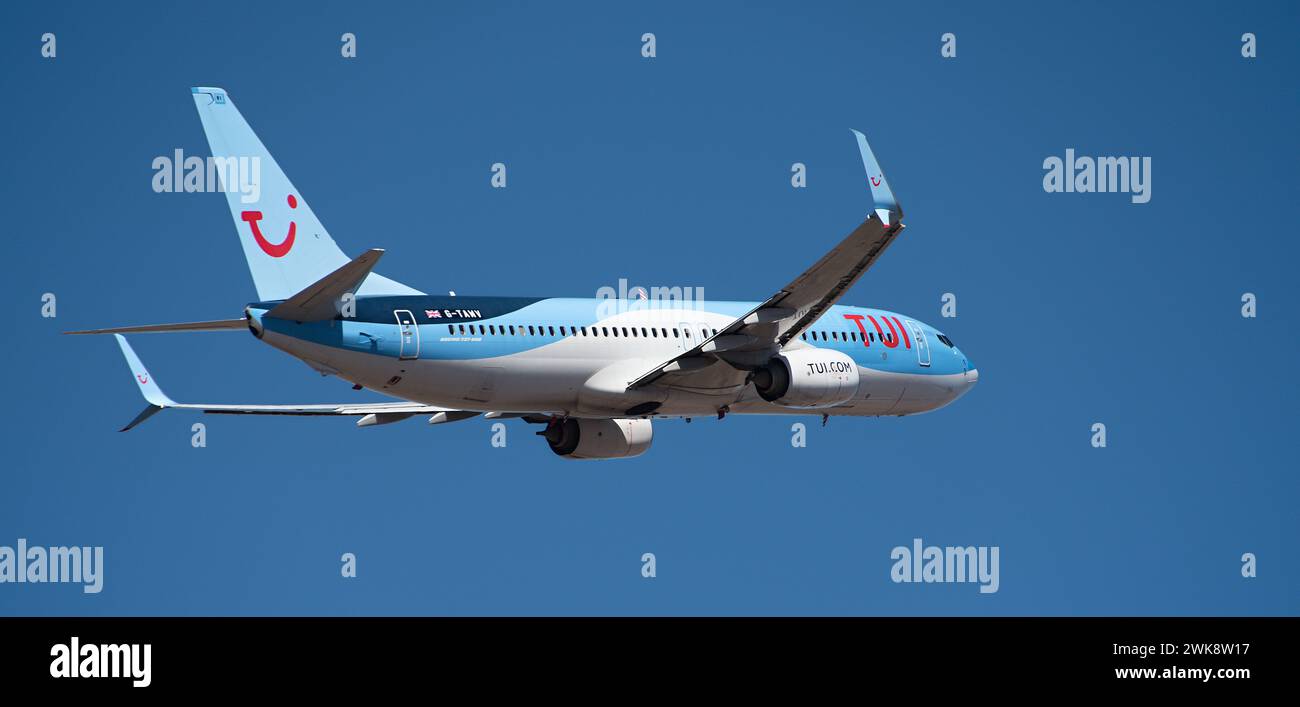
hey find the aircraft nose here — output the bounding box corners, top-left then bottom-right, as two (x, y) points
(959, 351), (977, 393)
(946, 365), (977, 404)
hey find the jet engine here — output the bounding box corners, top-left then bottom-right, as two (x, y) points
(752, 348), (860, 409)
(540, 418), (654, 459)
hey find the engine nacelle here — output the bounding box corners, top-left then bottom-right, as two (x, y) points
(752, 348), (860, 409)
(541, 418), (654, 459)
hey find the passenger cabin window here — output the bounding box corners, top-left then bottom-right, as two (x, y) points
(448, 325), (454, 335)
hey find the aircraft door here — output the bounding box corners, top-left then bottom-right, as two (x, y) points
(395, 310), (420, 360)
(906, 320), (930, 367)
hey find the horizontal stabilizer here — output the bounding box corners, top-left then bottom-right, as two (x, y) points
(266, 249), (384, 322)
(65, 319), (247, 335)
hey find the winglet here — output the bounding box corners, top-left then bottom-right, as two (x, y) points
(114, 335), (176, 409)
(851, 129), (902, 226)
(120, 404), (165, 432)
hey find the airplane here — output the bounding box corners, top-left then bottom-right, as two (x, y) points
(68, 87), (978, 459)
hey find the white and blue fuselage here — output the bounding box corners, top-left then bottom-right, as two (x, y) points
(249, 296), (977, 419)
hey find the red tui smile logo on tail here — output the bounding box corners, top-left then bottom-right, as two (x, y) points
(241, 194), (298, 257)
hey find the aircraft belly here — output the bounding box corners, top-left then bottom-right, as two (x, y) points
(853, 367), (907, 414)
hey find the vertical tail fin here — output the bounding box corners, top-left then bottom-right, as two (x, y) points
(190, 87), (421, 301)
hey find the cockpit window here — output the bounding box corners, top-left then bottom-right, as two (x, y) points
(936, 333), (955, 348)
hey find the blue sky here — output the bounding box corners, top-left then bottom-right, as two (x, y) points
(1, 0), (1297, 615)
